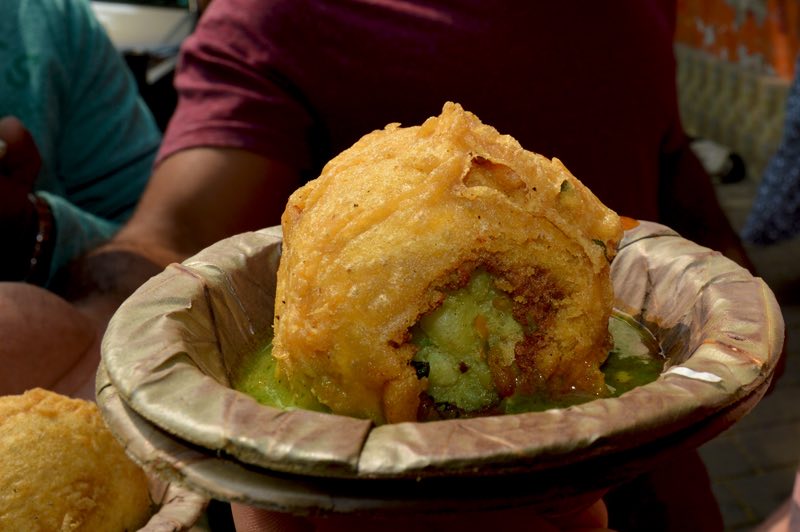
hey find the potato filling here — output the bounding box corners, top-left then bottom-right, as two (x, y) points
(411, 269), (523, 413)
(234, 305), (665, 418)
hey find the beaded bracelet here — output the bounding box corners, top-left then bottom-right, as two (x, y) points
(24, 193), (54, 285)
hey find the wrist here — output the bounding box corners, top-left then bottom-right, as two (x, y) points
(58, 245), (165, 305)
(24, 193), (55, 285)
(0, 193), (38, 280)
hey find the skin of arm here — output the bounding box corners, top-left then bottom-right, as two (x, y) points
(0, 282), (98, 399)
(58, 146), (300, 382)
(0, 146), (297, 399)
(0, 0), (161, 286)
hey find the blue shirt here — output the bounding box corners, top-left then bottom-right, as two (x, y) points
(742, 54), (800, 245)
(0, 0), (161, 284)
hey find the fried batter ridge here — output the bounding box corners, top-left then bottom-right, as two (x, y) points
(0, 389), (152, 531)
(273, 102), (623, 424)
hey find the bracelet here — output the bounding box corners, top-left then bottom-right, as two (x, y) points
(24, 193), (54, 285)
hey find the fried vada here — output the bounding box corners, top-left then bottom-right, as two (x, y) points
(272, 102), (623, 424)
(0, 388), (152, 531)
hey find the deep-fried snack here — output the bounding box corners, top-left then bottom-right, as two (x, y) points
(273, 103), (623, 424)
(0, 388), (152, 531)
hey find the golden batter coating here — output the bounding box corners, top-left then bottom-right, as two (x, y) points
(0, 389), (152, 531)
(273, 102), (623, 424)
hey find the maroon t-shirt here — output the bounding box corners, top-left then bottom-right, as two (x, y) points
(159, 0), (684, 221)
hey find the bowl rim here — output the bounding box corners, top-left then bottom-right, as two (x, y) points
(96, 357), (772, 515)
(99, 221), (784, 482)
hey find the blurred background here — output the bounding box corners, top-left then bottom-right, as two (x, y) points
(88, 0), (800, 530)
(89, 0), (197, 130)
(673, 2), (800, 530)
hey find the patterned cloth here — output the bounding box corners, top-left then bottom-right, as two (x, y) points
(741, 55), (800, 245)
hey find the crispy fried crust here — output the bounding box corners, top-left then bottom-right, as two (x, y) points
(0, 389), (152, 531)
(273, 103), (623, 424)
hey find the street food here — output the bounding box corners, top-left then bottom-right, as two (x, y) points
(0, 388), (152, 531)
(271, 103), (623, 424)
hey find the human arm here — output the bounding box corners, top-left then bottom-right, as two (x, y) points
(4, 147), (299, 400)
(0, 282), (98, 400)
(0, 0), (160, 287)
(0, 115), (132, 288)
(62, 146), (301, 332)
(58, 0), (308, 340)
(0, 116), (47, 283)
(42, 0), (161, 285)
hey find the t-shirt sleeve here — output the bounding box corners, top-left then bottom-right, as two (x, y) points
(156, 0), (315, 172)
(47, 0), (161, 281)
(39, 191), (120, 289)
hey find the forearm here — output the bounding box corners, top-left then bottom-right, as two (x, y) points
(58, 148), (300, 329)
(0, 282), (97, 397)
(57, 236), (185, 332)
(34, 192), (121, 285)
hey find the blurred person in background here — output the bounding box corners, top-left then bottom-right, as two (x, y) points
(742, 54), (800, 246)
(746, 53), (800, 532)
(66, 0), (753, 308)
(0, 0), (160, 397)
(0, 0), (161, 287)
